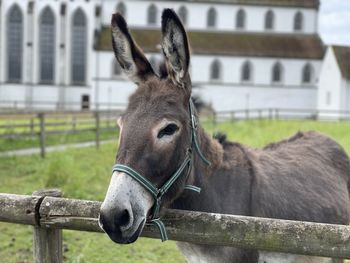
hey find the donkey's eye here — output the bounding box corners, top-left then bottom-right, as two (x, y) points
(157, 124), (179, 139)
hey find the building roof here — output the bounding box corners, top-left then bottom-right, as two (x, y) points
(163, 0), (320, 9)
(333, 46), (350, 80)
(96, 27), (325, 59)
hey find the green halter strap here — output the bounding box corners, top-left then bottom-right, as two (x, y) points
(189, 99), (211, 166)
(111, 99), (211, 241)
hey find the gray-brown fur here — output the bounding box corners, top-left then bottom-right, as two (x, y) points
(174, 129), (350, 263)
(100, 9), (350, 263)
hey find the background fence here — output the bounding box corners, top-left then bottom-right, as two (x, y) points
(0, 110), (122, 157)
(1, 107), (350, 158)
(212, 108), (350, 122)
(0, 189), (350, 262)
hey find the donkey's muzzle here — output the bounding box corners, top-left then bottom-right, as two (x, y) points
(99, 205), (141, 244)
(99, 171), (154, 244)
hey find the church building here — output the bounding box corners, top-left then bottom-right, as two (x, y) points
(0, 0), (344, 114)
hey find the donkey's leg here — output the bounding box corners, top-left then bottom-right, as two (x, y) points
(258, 252), (332, 263)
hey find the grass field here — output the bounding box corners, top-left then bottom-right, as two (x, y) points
(0, 119), (350, 262)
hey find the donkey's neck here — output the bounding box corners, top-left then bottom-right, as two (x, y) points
(170, 125), (225, 212)
(193, 126), (224, 173)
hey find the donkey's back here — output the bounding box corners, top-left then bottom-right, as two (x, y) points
(250, 131), (350, 224)
(244, 131), (350, 263)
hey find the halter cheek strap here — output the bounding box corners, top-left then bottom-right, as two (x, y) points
(111, 99), (210, 241)
(189, 99), (211, 166)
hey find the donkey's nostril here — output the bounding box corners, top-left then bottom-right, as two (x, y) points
(115, 209), (131, 228)
(99, 212), (114, 233)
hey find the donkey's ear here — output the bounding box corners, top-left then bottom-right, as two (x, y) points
(111, 13), (154, 84)
(161, 9), (191, 89)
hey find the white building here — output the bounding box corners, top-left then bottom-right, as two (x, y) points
(318, 46), (350, 119)
(0, 0), (329, 112)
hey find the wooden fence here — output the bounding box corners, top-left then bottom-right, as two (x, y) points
(0, 189), (350, 262)
(213, 108), (350, 122)
(0, 111), (121, 157)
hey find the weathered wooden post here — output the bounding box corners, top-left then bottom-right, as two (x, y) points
(230, 112), (235, 122)
(72, 116), (76, 130)
(212, 111), (217, 126)
(95, 111), (100, 149)
(245, 109), (249, 120)
(276, 108), (280, 120)
(316, 110), (320, 121)
(32, 189), (63, 263)
(107, 111), (111, 128)
(30, 118), (35, 135)
(38, 113), (46, 158)
(268, 108), (272, 120)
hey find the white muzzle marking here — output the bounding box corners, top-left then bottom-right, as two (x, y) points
(100, 171), (154, 235)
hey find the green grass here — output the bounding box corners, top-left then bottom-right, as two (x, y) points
(0, 119), (350, 262)
(207, 119), (350, 151)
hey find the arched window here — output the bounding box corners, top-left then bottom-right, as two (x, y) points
(71, 9), (87, 84)
(265, 10), (274, 30)
(272, 62), (283, 83)
(113, 60), (122, 76)
(116, 2), (126, 17)
(241, 61), (253, 82)
(210, 60), (221, 81)
(178, 6), (188, 26)
(302, 63), (313, 84)
(147, 4), (157, 25)
(7, 5), (23, 83)
(207, 7), (217, 28)
(294, 11), (303, 31)
(236, 9), (246, 29)
(39, 7), (55, 84)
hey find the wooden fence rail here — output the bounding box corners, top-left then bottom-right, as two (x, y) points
(213, 108), (350, 122)
(0, 191), (350, 262)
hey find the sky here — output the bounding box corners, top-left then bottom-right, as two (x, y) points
(319, 0), (350, 46)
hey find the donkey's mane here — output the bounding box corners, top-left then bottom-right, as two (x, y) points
(213, 132), (228, 145)
(263, 131), (305, 150)
(214, 130), (309, 151)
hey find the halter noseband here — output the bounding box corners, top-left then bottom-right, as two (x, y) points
(111, 99), (211, 241)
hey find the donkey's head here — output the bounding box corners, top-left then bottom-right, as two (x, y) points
(99, 9), (197, 244)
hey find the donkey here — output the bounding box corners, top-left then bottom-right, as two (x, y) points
(99, 9), (350, 263)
